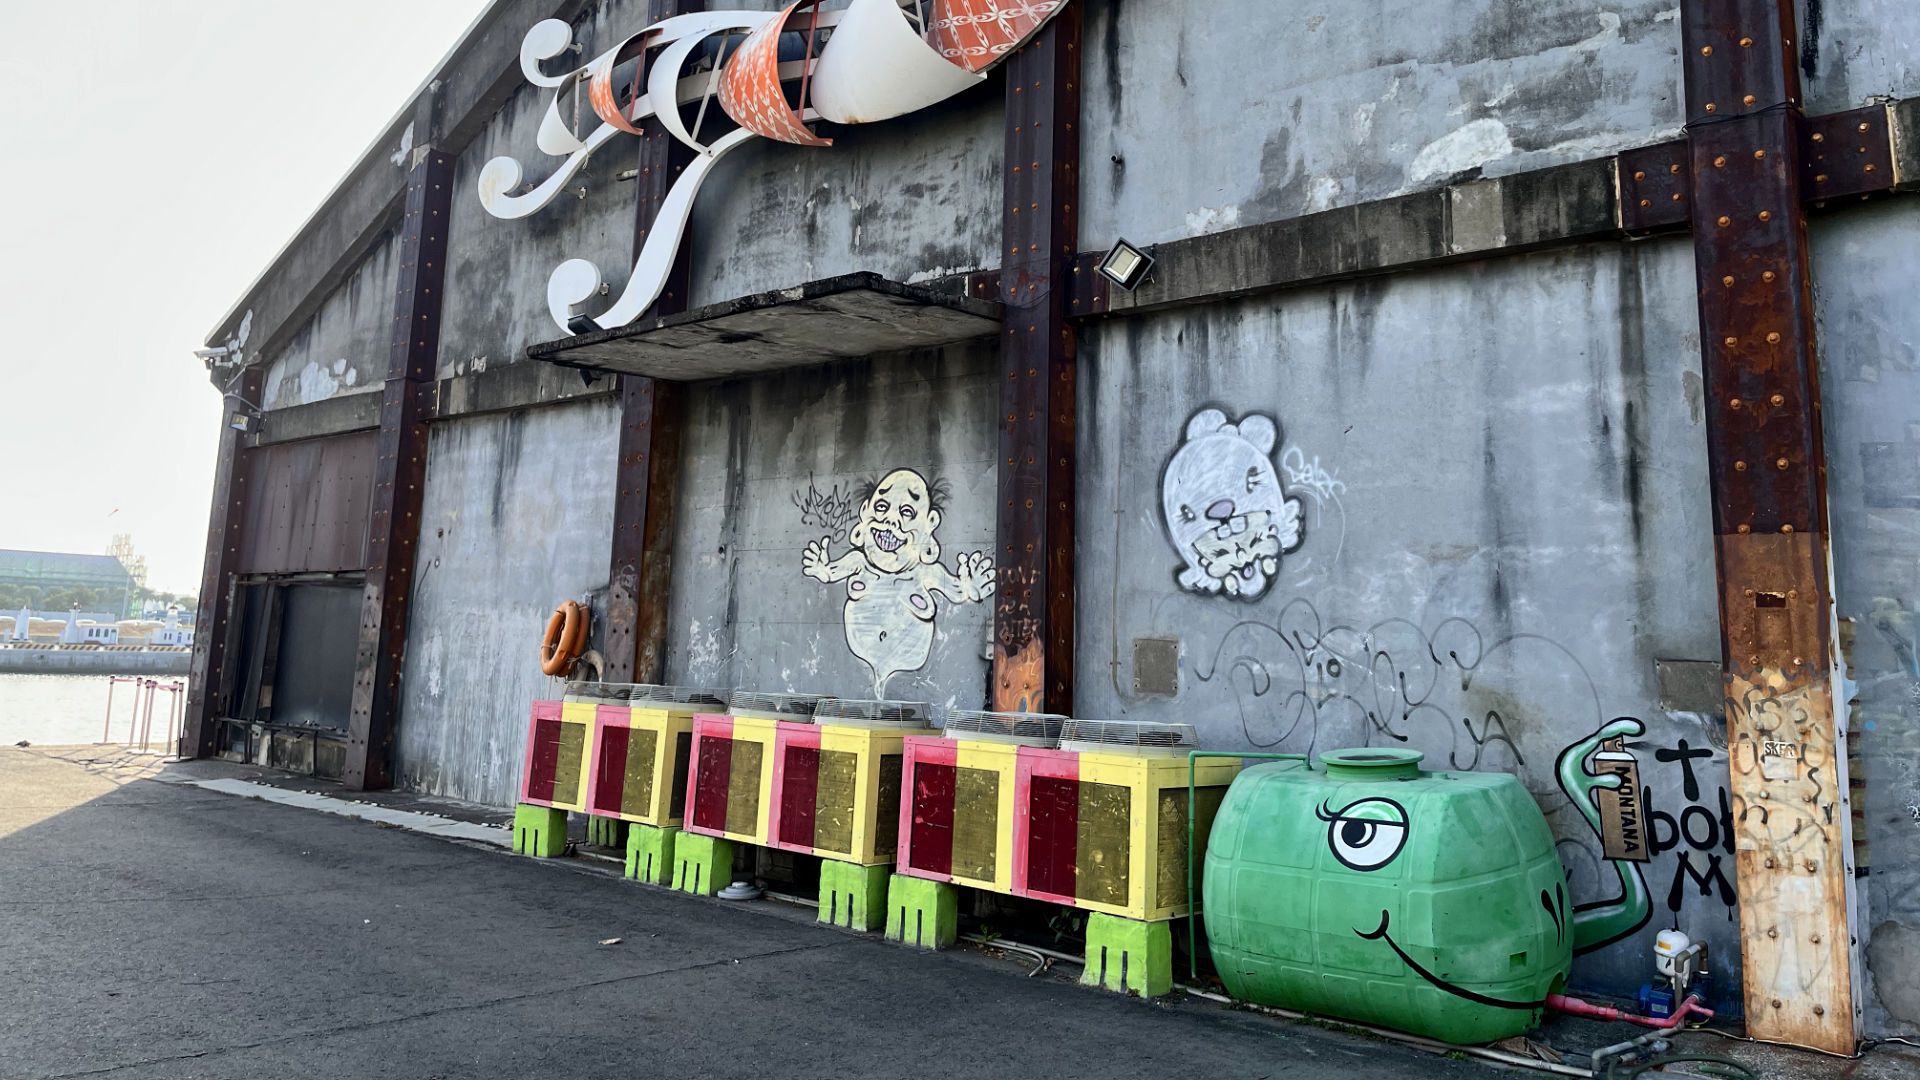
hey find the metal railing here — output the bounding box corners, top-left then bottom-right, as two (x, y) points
(101, 676), (187, 755)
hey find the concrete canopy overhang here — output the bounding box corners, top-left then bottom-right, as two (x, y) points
(525, 272), (1003, 381)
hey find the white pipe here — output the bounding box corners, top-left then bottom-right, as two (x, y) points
(1180, 987), (1593, 1078)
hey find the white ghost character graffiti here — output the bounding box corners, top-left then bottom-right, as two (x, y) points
(802, 468), (996, 695)
(1161, 409), (1304, 600)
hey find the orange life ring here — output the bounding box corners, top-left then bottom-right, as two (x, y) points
(540, 600), (588, 677)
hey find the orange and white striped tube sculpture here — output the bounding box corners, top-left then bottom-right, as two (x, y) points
(477, 1), (1070, 334)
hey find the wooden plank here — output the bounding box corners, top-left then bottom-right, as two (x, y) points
(1680, 0), (1861, 1053)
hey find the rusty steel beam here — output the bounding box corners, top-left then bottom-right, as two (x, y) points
(990, 8), (1081, 715)
(604, 0), (699, 685)
(1680, 1), (1861, 1054)
(182, 367), (264, 759)
(344, 148), (455, 791)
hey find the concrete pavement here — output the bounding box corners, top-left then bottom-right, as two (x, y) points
(4, 746), (1916, 1080)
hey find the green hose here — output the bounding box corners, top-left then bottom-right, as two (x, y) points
(1186, 751), (1310, 980)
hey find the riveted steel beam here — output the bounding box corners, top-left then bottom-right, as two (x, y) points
(344, 148), (455, 791)
(183, 366), (264, 759)
(604, 0), (700, 686)
(1681, 0), (1861, 1054)
(991, 7), (1082, 715)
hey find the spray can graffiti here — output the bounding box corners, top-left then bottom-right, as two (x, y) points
(1593, 736), (1652, 863)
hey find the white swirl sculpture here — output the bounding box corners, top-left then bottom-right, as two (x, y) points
(479, 0), (1068, 334)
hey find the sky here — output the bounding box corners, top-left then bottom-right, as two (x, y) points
(0, 1), (489, 596)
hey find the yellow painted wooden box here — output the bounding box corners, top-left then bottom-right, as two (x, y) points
(583, 686), (726, 827)
(683, 692), (822, 847)
(770, 699), (933, 867)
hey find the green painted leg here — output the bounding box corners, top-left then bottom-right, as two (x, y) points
(585, 815), (628, 849)
(513, 804), (568, 858)
(818, 860), (890, 932)
(625, 824), (678, 886)
(672, 831), (732, 896)
(1082, 913), (1173, 997)
(883, 874), (957, 949)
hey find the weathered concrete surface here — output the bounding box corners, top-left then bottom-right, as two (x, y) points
(1811, 199), (1920, 1037)
(393, 399), (620, 807)
(0, 647), (190, 676)
(1803, 0), (1920, 114)
(260, 228), (399, 410)
(664, 342), (999, 706)
(1077, 238), (1736, 1005)
(0, 746), (1495, 1080)
(1080, 0), (1685, 247)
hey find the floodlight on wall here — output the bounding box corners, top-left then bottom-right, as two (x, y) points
(1097, 238), (1154, 291)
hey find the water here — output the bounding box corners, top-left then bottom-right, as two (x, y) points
(0, 673), (187, 749)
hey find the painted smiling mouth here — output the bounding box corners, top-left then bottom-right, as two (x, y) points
(1355, 910), (1546, 1011)
(871, 528), (904, 553)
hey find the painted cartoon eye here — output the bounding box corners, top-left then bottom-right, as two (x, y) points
(1246, 466), (1264, 492)
(1316, 797), (1410, 872)
(1179, 505), (1196, 523)
(874, 499), (889, 515)
(900, 504), (917, 520)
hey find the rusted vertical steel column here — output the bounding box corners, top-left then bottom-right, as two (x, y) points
(344, 147), (455, 791)
(1680, 2), (1861, 1053)
(604, 0), (699, 686)
(182, 366), (263, 759)
(991, 9), (1082, 715)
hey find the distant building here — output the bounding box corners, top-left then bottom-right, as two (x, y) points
(0, 549), (136, 618)
(150, 607), (193, 647)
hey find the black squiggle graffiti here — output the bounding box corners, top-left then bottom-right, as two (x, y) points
(1190, 598), (1604, 799)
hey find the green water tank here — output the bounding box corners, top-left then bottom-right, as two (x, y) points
(1202, 749), (1572, 1045)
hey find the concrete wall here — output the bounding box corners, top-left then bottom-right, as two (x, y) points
(663, 341), (1000, 706)
(393, 399), (620, 807)
(1803, 0), (1920, 112)
(1812, 200), (1920, 1036)
(260, 228), (399, 409)
(1079, 0), (1684, 247)
(1074, 238), (1748, 1003)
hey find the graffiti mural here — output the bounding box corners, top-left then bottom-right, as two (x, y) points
(1161, 408), (1305, 600)
(1558, 719), (1656, 954)
(801, 468), (995, 695)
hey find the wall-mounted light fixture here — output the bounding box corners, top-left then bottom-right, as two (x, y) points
(1097, 238), (1154, 292)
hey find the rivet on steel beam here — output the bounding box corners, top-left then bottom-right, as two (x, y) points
(1735, 460), (1749, 471)
(1763, 270), (1777, 282)
(1758, 210), (1773, 221)
(1771, 394), (1785, 406)
(1640, 198), (1651, 208)
(1671, 193), (1682, 202)
(1859, 123), (1871, 133)
(1739, 36), (1753, 47)
(1767, 332), (1782, 343)
(1772, 1000), (1783, 1010)
(1739, 524), (1753, 534)
(1669, 163), (1682, 174)
(1725, 336), (1740, 347)
(1718, 215), (1732, 227)
(1768, 927), (1777, 938)
(1744, 95), (1758, 106)
(1777, 457), (1790, 469)
(1745, 588), (1756, 597)
(1816, 174), (1829, 184)
(1705, 103), (1717, 113)
(1788, 590), (1798, 599)
(1633, 170), (1646, 181)
(1754, 149), (1766, 160)
(1701, 45), (1713, 56)
(1814, 1005), (1827, 1017)
(1865, 164), (1877, 173)
(1782, 524), (1795, 534)
(1723, 275), (1736, 287)
(1714, 155), (1727, 168)
(1813, 132), (1826, 143)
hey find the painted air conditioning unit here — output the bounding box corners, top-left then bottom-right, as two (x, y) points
(520, 682), (633, 812)
(1015, 719), (1240, 922)
(897, 710), (1068, 894)
(770, 698), (934, 865)
(583, 685), (727, 827)
(685, 692), (825, 848)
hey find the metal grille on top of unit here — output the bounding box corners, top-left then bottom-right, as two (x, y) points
(562, 681), (635, 704)
(727, 691), (828, 719)
(1057, 719), (1199, 754)
(941, 710), (1068, 747)
(628, 684), (728, 707)
(813, 698), (933, 728)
